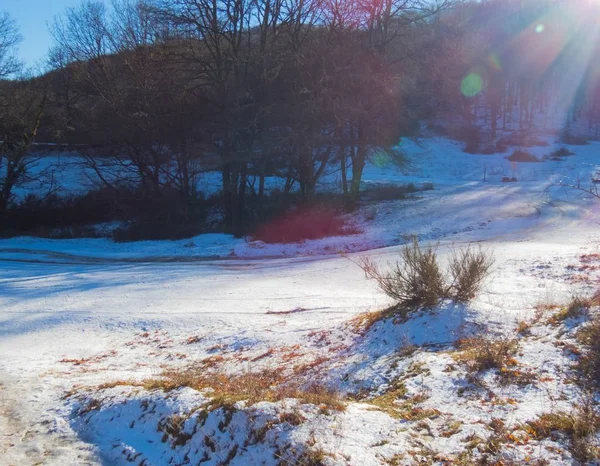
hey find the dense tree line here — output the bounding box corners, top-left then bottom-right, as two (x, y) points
(2, 0), (600, 239)
(44, 0), (445, 236)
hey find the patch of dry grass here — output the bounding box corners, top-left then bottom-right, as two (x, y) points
(279, 408), (306, 426)
(371, 392), (440, 420)
(366, 375), (440, 421)
(515, 320), (533, 336)
(547, 295), (591, 325)
(525, 400), (600, 463)
(454, 336), (518, 373)
(279, 446), (332, 466)
(96, 380), (140, 390)
(575, 313), (600, 387)
(143, 369), (346, 413)
(453, 335), (538, 386)
(348, 306), (411, 334)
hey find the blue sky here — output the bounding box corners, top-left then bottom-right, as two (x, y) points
(3, 0), (103, 71)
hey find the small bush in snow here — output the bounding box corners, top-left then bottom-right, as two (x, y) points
(560, 131), (589, 146)
(507, 149), (540, 163)
(360, 239), (445, 308)
(360, 239), (493, 309)
(551, 147), (574, 158)
(448, 246), (495, 302)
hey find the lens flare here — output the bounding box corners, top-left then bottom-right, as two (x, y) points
(461, 73), (483, 97)
(372, 150), (391, 168)
(536, 24), (545, 33)
(488, 54), (502, 71)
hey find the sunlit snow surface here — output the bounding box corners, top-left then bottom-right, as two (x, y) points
(1, 137), (600, 464)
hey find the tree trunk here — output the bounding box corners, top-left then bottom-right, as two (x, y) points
(233, 162), (247, 237)
(258, 169), (265, 198)
(350, 145), (366, 202)
(298, 147), (314, 199)
(340, 152), (348, 197)
(230, 164), (240, 234)
(0, 195), (7, 215)
(221, 162), (233, 229)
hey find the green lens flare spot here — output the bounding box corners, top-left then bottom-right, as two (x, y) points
(372, 150), (391, 168)
(536, 24), (545, 33)
(461, 73), (483, 97)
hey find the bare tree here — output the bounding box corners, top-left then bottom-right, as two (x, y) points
(51, 1), (202, 195)
(0, 80), (48, 213)
(0, 12), (21, 79)
(0, 13), (51, 213)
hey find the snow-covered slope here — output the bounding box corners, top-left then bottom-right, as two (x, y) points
(1, 137), (600, 465)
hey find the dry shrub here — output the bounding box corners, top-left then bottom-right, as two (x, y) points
(448, 246), (495, 302)
(507, 149), (541, 163)
(547, 147), (574, 160)
(360, 239), (493, 309)
(455, 336), (518, 373)
(360, 239), (445, 307)
(560, 131), (589, 146)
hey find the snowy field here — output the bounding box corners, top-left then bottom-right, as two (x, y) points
(2, 137), (600, 465)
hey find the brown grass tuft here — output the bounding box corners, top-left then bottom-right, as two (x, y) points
(575, 313), (600, 387)
(525, 399), (600, 463)
(367, 381), (440, 421)
(454, 336), (518, 373)
(548, 295), (590, 325)
(143, 368), (346, 412)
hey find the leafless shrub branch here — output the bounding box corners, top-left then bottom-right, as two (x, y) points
(359, 239), (493, 310)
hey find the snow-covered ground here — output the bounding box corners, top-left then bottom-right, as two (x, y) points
(2, 137), (600, 465)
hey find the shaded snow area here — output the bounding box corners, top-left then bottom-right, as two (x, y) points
(3, 137), (599, 260)
(2, 137), (600, 465)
